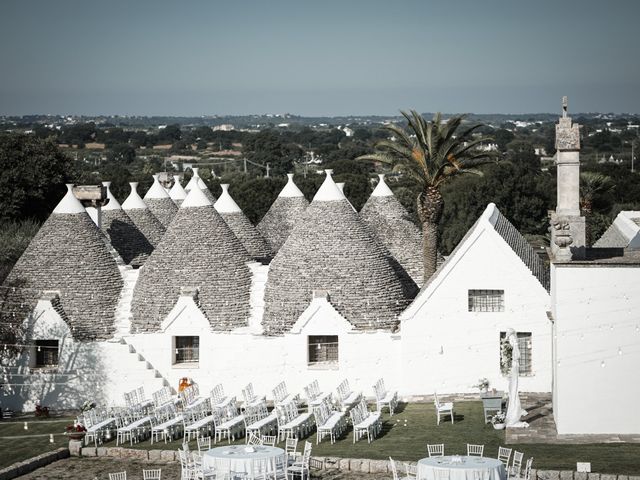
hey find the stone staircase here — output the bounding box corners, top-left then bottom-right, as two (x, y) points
(112, 267), (139, 338)
(245, 262), (269, 332)
(103, 338), (173, 405)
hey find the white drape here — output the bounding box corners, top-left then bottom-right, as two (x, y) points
(505, 329), (529, 428)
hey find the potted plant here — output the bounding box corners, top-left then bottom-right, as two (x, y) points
(491, 411), (506, 430)
(65, 423), (87, 440)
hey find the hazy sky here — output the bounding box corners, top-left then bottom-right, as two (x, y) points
(1, 0), (639, 116)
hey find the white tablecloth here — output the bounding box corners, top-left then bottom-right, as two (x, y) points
(417, 456), (506, 480)
(202, 445), (286, 476)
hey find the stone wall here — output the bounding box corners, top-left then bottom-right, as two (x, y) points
(263, 199), (411, 335)
(131, 204), (252, 332)
(0, 448), (69, 480)
(2, 212), (123, 341)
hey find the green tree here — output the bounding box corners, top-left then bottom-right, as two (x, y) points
(0, 134), (75, 222)
(358, 111), (496, 280)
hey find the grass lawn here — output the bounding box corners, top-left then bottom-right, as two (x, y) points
(0, 415), (74, 469)
(2, 403), (640, 474)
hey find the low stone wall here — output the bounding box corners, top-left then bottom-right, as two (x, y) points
(0, 448), (69, 480)
(78, 447), (639, 480)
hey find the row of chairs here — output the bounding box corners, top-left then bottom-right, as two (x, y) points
(108, 470), (161, 480)
(426, 444), (534, 480)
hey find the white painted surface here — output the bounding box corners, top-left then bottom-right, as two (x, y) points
(400, 204), (552, 395)
(184, 167), (209, 192)
(53, 184), (85, 214)
(313, 170), (345, 202)
(214, 184), (242, 213)
(169, 175), (188, 202)
(371, 174), (394, 197)
(279, 173), (304, 198)
(122, 182), (148, 210)
(144, 174), (171, 199)
(181, 185), (212, 208)
(551, 263), (640, 434)
(99, 181), (122, 211)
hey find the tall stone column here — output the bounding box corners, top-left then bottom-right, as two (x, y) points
(550, 97), (586, 260)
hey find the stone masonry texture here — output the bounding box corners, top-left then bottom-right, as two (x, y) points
(1, 212), (123, 341)
(262, 198), (412, 335)
(131, 203), (252, 332)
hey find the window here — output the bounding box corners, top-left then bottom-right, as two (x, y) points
(35, 340), (59, 367)
(500, 332), (532, 376)
(308, 335), (338, 367)
(173, 336), (199, 365)
(468, 289), (504, 312)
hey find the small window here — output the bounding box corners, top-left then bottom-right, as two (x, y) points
(173, 336), (199, 365)
(308, 335), (338, 367)
(500, 332), (532, 376)
(35, 340), (59, 367)
(469, 289), (504, 312)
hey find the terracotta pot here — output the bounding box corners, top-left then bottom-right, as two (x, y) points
(67, 431), (86, 440)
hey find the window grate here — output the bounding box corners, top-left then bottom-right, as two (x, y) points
(174, 336), (199, 364)
(308, 335), (338, 365)
(469, 289), (504, 312)
(35, 340), (59, 367)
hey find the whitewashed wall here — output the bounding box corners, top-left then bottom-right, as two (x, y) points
(551, 263), (640, 434)
(126, 296), (402, 403)
(400, 223), (552, 395)
(1, 300), (161, 411)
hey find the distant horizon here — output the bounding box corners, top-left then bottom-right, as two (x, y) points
(2, 1), (639, 116)
(2, 110), (639, 119)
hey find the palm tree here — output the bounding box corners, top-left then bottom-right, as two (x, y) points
(579, 171), (614, 215)
(580, 171), (614, 246)
(358, 110), (497, 281)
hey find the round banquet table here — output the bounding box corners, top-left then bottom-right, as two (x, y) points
(202, 445), (286, 477)
(417, 456), (507, 480)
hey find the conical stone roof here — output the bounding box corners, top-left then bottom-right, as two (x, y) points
(257, 174), (309, 253)
(131, 186), (252, 332)
(360, 174), (424, 286)
(169, 175), (187, 206)
(122, 182), (165, 248)
(215, 184), (272, 261)
(262, 170), (411, 335)
(1, 185), (123, 341)
(143, 174), (178, 228)
(100, 181), (153, 267)
(184, 167), (217, 203)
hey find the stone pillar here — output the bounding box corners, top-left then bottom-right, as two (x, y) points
(551, 97), (586, 259)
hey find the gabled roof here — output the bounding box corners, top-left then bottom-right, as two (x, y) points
(122, 182), (165, 248)
(184, 167), (216, 203)
(131, 186), (252, 332)
(262, 170), (412, 335)
(101, 182), (153, 267)
(593, 211), (640, 249)
(401, 203), (549, 320)
(360, 174), (424, 287)
(1, 185), (123, 341)
(215, 184), (272, 261)
(257, 174), (309, 253)
(143, 174), (178, 228)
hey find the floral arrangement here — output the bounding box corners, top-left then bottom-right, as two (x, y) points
(500, 337), (513, 375)
(473, 378), (490, 392)
(35, 401), (50, 417)
(491, 411), (506, 425)
(66, 423), (87, 433)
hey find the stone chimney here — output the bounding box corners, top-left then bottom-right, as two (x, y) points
(550, 96), (586, 260)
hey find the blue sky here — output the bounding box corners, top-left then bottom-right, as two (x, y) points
(1, 0), (638, 116)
